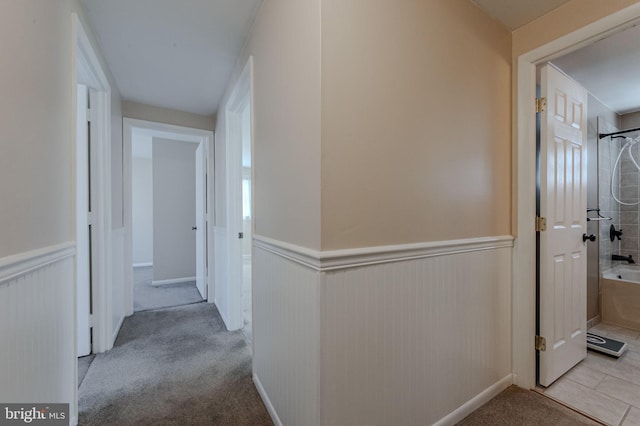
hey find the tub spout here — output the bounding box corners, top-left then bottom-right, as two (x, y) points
(612, 254), (635, 264)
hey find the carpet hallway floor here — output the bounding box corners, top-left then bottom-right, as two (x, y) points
(78, 303), (273, 425)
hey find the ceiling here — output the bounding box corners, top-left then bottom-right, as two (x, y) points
(470, 0), (570, 30)
(83, 1), (640, 118)
(81, 0), (263, 117)
(551, 23), (640, 115)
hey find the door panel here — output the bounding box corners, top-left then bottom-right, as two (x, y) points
(76, 84), (91, 357)
(539, 64), (588, 387)
(195, 143), (206, 299)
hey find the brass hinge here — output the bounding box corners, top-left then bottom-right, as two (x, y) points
(535, 216), (547, 232)
(535, 97), (547, 113)
(535, 335), (546, 351)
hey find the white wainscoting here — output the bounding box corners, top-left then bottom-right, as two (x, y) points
(252, 235), (513, 425)
(253, 246), (320, 426)
(0, 243), (77, 424)
(321, 244), (513, 425)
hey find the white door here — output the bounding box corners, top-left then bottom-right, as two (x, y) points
(76, 84), (91, 357)
(195, 143), (207, 299)
(538, 64), (588, 387)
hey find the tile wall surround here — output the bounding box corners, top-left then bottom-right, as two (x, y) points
(599, 118), (622, 273)
(601, 113), (640, 270)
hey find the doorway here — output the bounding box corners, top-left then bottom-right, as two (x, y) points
(534, 25), (640, 423)
(123, 119), (213, 316)
(240, 100), (253, 340)
(514, 4), (640, 424)
(215, 57), (253, 333)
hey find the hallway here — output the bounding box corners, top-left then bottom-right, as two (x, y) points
(78, 303), (272, 425)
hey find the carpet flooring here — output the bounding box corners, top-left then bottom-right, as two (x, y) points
(78, 303), (273, 425)
(134, 266), (203, 312)
(458, 386), (601, 425)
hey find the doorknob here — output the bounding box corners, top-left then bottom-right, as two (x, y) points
(583, 233), (596, 242)
(192, 226), (197, 230)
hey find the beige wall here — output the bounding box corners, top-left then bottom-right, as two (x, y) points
(321, 0), (511, 249)
(622, 111), (640, 128)
(0, 0), (122, 258)
(216, 0), (322, 250)
(122, 100), (215, 132)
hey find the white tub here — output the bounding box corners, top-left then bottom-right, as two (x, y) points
(601, 265), (640, 331)
(602, 265), (640, 283)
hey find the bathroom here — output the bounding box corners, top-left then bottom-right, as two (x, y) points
(540, 22), (640, 425)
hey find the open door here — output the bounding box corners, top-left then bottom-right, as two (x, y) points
(195, 143), (207, 300)
(76, 84), (92, 357)
(538, 64), (588, 387)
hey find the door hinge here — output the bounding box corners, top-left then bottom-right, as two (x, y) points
(535, 97), (547, 113)
(535, 335), (546, 351)
(87, 107), (93, 122)
(88, 314), (94, 328)
(535, 216), (547, 232)
(87, 212), (94, 225)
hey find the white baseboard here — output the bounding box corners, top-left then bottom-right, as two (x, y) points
(433, 374), (514, 425)
(151, 276), (195, 286)
(254, 373), (283, 426)
(133, 262), (152, 268)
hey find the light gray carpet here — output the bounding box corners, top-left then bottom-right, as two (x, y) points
(79, 303), (273, 425)
(134, 266), (203, 312)
(457, 386), (601, 425)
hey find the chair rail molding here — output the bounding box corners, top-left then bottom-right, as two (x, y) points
(253, 234), (514, 272)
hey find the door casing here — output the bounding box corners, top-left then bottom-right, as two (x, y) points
(122, 118), (214, 315)
(513, 4), (640, 389)
(73, 13), (113, 354)
(220, 57), (253, 332)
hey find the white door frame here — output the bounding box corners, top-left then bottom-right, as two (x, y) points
(72, 14), (113, 355)
(513, 4), (640, 389)
(123, 118), (214, 315)
(222, 57), (253, 331)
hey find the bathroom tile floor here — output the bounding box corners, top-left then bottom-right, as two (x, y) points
(542, 323), (640, 425)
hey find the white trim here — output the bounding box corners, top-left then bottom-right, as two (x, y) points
(513, 3), (640, 390)
(253, 374), (283, 426)
(254, 234), (514, 272)
(0, 242), (75, 286)
(123, 117), (214, 315)
(151, 277), (197, 286)
(433, 374), (514, 426)
(73, 13), (113, 356)
(133, 262), (153, 268)
(223, 57), (253, 331)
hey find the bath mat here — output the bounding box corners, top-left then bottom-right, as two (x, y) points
(586, 332), (627, 357)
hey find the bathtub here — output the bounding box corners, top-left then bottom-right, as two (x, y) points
(601, 265), (640, 331)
